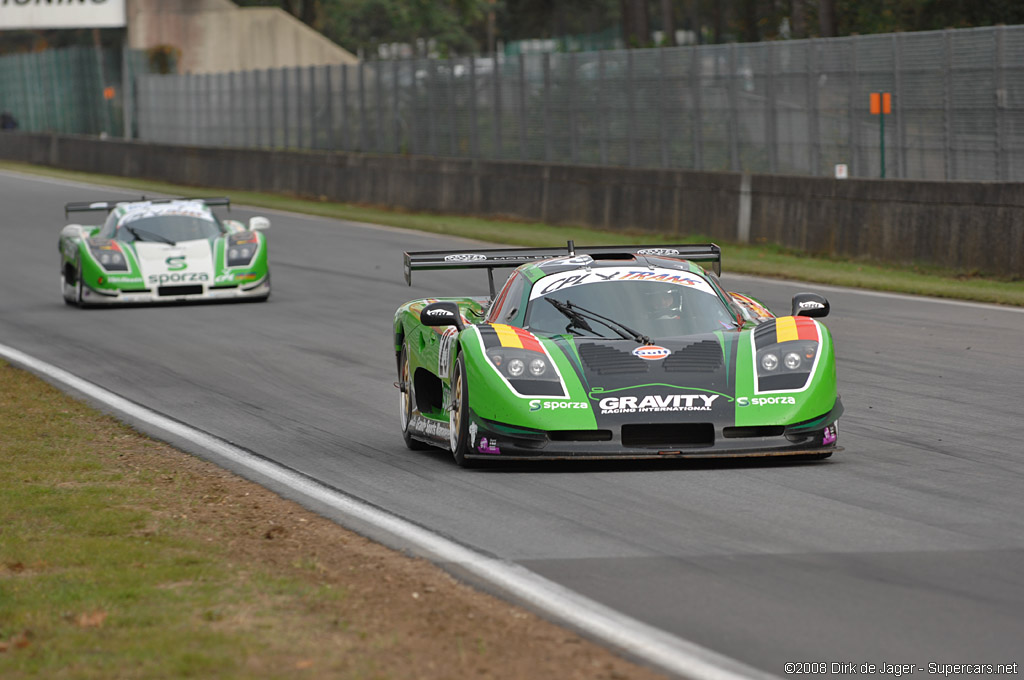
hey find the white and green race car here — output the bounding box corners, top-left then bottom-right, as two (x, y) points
(58, 197), (270, 307)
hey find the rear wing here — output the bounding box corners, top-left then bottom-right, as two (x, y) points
(404, 242), (721, 295)
(64, 197), (230, 218)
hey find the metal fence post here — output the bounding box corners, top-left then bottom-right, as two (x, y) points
(568, 53), (578, 164)
(267, 69), (276, 147)
(627, 50), (636, 167)
(492, 53), (502, 158)
(995, 25), (1007, 180)
(598, 51), (608, 165)
(892, 33), (905, 178)
(375, 61), (385, 153)
(848, 39), (859, 177)
(542, 52), (551, 162)
(469, 56), (479, 157)
(340, 64), (350, 151)
(392, 59), (401, 154)
(405, 61), (417, 155)
(766, 43), (778, 173)
(690, 46), (703, 171)
(807, 39), (820, 176)
(309, 65), (317, 149)
(517, 54), (527, 160)
(446, 60), (457, 156)
(727, 43), (740, 172)
(658, 48), (669, 168)
(943, 29), (954, 180)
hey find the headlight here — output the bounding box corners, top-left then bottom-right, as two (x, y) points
(226, 238), (258, 267)
(507, 358), (525, 377)
(90, 244), (128, 272)
(755, 340), (818, 391)
(486, 347), (564, 396)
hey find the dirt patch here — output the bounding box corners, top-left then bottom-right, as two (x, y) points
(107, 434), (669, 679)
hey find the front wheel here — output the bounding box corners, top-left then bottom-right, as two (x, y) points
(449, 354), (476, 467)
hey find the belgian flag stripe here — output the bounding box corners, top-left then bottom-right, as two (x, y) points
(492, 324), (524, 349)
(795, 316), (820, 341)
(775, 316), (799, 343)
(512, 327), (545, 353)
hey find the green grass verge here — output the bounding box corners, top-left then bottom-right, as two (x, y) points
(0, 363), (338, 679)
(4, 159), (1023, 307)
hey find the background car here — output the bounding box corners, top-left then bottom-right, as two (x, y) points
(58, 197), (270, 307)
(394, 242), (842, 466)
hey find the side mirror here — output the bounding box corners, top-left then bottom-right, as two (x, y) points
(61, 224), (84, 240)
(249, 216), (270, 231)
(421, 301), (464, 330)
(792, 293), (830, 318)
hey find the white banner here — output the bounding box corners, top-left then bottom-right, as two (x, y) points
(0, 0), (126, 30)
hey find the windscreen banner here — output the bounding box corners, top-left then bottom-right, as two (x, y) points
(0, 0), (126, 30)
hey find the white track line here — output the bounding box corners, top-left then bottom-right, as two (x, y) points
(0, 341), (775, 680)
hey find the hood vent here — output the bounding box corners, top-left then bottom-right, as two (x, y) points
(577, 343), (649, 375)
(662, 340), (723, 373)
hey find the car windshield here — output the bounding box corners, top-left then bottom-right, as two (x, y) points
(116, 214), (223, 244)
(525, 268), (739, 339)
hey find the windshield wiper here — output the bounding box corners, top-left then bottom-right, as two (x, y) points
(545, 298), (651, 345)
(545, 297), (599, 336)
(124, 225), (176, 245)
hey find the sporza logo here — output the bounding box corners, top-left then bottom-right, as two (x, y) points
(148, 272), (209, 285)
(165, 255), (187, 271)
(736, 396), (797, 407)
(636, 248), (680, 256)
(798, 300), (825, 310)
(529, 399), (588, 412)
(444, 253), (487, 262)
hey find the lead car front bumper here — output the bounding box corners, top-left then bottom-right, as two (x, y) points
(462, 401), (843, 462)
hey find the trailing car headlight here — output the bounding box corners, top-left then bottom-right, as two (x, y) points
(756, 340), (818, 391)
(226, 235), (259, 267)
(487, 347), (564, 396)
(90, 244), (128, 272)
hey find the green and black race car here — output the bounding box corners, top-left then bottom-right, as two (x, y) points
(58, 197), (270, 307)
(394, 243), (842, 466)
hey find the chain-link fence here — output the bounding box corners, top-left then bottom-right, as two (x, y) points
(0, 46), (151, 138)
(17, 25), (1024, 182)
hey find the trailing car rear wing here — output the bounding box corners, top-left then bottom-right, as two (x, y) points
(404, 241), (721, 296)
(64, 197), (230, 218)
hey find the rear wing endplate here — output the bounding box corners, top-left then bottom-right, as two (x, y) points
(404, 242), (721, 295)
(64, 196), (230, 218)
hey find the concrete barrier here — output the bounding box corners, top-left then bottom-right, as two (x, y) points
(2, 132), (1022, 278)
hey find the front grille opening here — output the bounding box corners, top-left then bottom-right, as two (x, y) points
(158, 285), (203, 297)
(723, 425), (786, 438)
(548, 430), (613, 442)
(621, 423), (714, 448)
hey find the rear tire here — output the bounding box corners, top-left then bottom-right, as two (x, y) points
(449, 354), (476, 468)
(399, 345), (431, 451)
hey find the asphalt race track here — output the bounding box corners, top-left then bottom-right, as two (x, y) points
(3, 169), (1023, 677)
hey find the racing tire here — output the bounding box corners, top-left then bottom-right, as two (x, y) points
(449, 353), (477, 468)
(74, 263), (86, 308)
(61, 267), (75, 306)
(398, 345), (431, 451)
